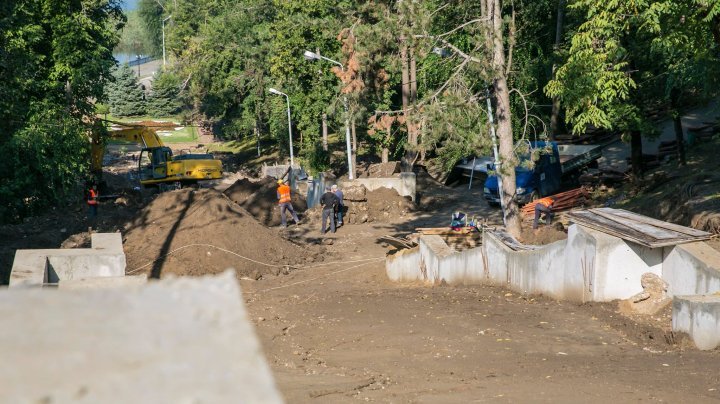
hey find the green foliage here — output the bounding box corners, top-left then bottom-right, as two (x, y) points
(0, 0), (122, 223)
(137, 0), (164, 57)
(0, 103), (90, 222)
(115, 10), (155, 56)
(302, 142), (331, 174)
(546, 0), (719, 136)
(107, 64), (146, 116)
(147, 70), (181, 116)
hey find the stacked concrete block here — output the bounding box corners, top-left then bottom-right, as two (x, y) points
(9, 233), (126, 288)
(0, 270), (283, 403)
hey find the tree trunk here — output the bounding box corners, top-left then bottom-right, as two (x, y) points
(254, 120), (260, 157)
(630, 130), (643, 179)
(382, 147), (389, 163)
(488, 0), (522, 238)
(400, 40), (414, 172)
(673, 115), (686, 166)
(351, 117), (357, 176)
(549, 0), (565, 139)
(670, 87), (686, 166)
(322, 113), (328, 152)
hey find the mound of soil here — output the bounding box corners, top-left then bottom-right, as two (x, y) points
(123, 188), (316, 279)
(305, 186), (415, 225)
(518, 224), (567, 245)
(223, 177), (307, 226)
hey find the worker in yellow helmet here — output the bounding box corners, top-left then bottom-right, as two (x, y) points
(276, 179), (300, 228)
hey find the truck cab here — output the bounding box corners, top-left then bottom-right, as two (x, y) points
(483, 141), (562, 206)
(483, 140), (603, 206)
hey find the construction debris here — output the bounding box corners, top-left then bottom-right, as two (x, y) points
(520, 187), (590, 218)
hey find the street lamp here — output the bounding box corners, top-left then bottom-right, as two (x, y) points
(268, 88), (294, 168)
(162, 15), (172, 67)
(303, 50), (354, 180)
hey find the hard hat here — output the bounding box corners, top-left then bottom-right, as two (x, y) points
(277, 179), (284, 185)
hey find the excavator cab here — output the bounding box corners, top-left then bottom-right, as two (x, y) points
(139, 147), (173, 183)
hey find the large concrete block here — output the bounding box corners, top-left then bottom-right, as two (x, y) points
(386, 247), (422, 282)
(0, 270), (283, 403)
(663, 242), (720, 297)
(672, 295), (720, 350)
(58, 275), (147, 290)
(9, 233), (126, 288)
(583, 226), (662, 301)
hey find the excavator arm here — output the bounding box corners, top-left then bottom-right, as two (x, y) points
(91, 121), (222, 186)
(91, 123), (165, 174)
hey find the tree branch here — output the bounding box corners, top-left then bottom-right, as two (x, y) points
(437, 18), (489, 38)
(414, 35), (484, 64)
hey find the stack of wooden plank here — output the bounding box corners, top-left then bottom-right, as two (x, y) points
(413, 227), (483, 250)
(520, 187), (590, 218)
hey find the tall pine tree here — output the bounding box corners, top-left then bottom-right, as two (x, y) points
(108, 64), (146, 116)
(147, 71), (181, 116)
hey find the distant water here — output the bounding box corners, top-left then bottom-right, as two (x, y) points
(121, 0), (137, 10)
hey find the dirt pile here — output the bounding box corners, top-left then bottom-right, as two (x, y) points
(123, 188), (315, 279)
(305, 186), (414, 225)
(356, 161), (400, 178)
(518, 224), (567, 245)
(223, 177), (307, 226)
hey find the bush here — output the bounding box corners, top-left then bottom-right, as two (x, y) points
(0, 103), (89, 222)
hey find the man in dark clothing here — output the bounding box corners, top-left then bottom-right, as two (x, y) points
(320, 186), (339, 234)
(331, 184), (344, 226)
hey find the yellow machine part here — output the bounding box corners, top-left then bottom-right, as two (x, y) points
(92, 122), (223, 185)
(140, 158), (223, 185)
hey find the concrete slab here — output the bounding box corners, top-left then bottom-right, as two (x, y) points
(58, 275), (147, 290)
(9, 233), (126, 288)
(0, 270), (283, 403)
(672, 295), (720, 350)
(663, 242), (720, 297)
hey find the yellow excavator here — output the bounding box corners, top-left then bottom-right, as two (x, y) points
(90, 121), (223, 187)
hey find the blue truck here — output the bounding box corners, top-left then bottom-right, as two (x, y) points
(483, 141), (603, 206)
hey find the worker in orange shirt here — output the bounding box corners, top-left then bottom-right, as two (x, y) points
(533, 196), (556, 229)
(276, 179), (300, 228)
(87, 183), (99, 220)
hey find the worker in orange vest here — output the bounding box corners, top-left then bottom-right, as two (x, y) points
(87, 183), (99, 220)
(533, 196), (555, 229)
(276, 179), (300, 228)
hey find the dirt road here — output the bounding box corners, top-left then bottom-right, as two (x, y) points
(243, 223), (720, 403)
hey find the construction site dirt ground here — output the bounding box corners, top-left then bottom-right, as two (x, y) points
(3, 150), (720, 402)
(243, 220), (720, 403)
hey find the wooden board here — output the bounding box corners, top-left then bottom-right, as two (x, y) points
(591, 208), (710, 237)
(566, 208), (711, 248)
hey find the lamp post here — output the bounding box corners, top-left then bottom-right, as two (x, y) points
(162, 15), (172, 67)
(303, 50), (354, 180)
(268, 88), (294, 168)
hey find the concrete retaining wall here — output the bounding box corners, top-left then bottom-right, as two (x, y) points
(662, 242), (720, 296)
(672, 295), (720, 350)
(386, 247), (422, 283)
(9, 233), (126, 288)
(339, 172), (416, 201)
(386, 224), (709, 303)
